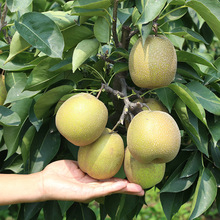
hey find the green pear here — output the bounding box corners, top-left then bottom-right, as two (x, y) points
(124, 147), (165, 189)
(78, 128), (125, 180)
(129, 35), (177, 89)
(0, 74), (7, 105)
(127, 110), (181, 164)
(55, 93), (108, 146)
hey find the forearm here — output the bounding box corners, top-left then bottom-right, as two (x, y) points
(0, 172), (44, 205)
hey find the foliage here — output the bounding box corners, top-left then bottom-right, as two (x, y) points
(0, 0), (220, 219)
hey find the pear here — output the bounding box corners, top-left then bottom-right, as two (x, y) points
(124, 147), (165, 189)
(78, 128), (125, 180)
(55, 93), (108, 146)
(129, 35), (177, 89)
(134, 98), (168, 112)
(127, 110), (181, 164)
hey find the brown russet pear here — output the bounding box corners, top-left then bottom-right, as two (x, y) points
(124, 147), (165, 189)
(127, 110), (181, 164)
(78, 128), (125, 180)
(129, 35), (177, 89)
(55, 93), (108, 146)
(0, 74), (7, 105)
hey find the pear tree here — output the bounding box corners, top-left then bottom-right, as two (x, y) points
(0, 0), (220, 219)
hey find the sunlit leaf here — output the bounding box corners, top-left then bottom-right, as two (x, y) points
(169, 82), (207, 126)
(186, 0), (220, 40)
(187, 81), (220, 115)
(3, 99), (32, 159)
(0, 106), (21, 126)
(4, 32), (30, 64)
(137, 0), (167, 25)
(189, 168), (217, 220)
(6, 0), (33, 12)
(15, 12), (64, 58)
(72, 38), (100, 73)
(94, 14), (111, 43)
(34, 85), (73, 119)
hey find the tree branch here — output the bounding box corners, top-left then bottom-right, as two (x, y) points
(112, 0), (121, 48)
(0, 3), (10, 44)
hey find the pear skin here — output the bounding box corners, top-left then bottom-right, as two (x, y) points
(124, 147), (165, 189)
(78, 128), (125, 180)
(56, 93), (108, 146)
(127, 110), (181, 164)
(129, 35), (177, 89)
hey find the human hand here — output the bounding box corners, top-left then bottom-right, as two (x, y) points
(41, 160), (144, 203)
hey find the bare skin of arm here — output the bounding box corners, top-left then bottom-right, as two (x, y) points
(0, 160), (144, 206)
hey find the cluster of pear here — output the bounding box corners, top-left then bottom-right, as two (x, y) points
(124, 35), (180, 189)
(55, 35), (181, 189)
(55, 93), (125, 180)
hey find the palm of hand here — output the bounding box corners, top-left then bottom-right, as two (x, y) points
(41, 160), (144, 202)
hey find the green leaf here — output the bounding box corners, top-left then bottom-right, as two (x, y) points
(105, 194), (122, 218)
(15, 12), (64, 59)
(62, 25), (93, 51)
(72, 0), (111, 9)
(67, 203), (96, 220)
(176, 51), (216, 70)
(43, 11), (78, 31)
(0, 52), (35, 71)
(187, 81), (220, 115)
(161, 164), (197, 193)
(208, 119), (220, 146)
(20, 125), (36, 164)
(0, 106), (21, 126)
(160, 188), (193, 220)
(58, 201), (74, 216)
(72, 38), (100, 73)
(137, 0), (167, 25)
(70, 0), (111, 16)
(210, 141), (220, 169)
(180, 151), (203, 178)
(34, 85), (73, 119)
(6, 0), (33, 12)
(3, 99), (32, 159)
(4, 80), (40, 104)
(189, 168), (217, 220)
(113, 63), (128, 75)
(186, 0), (220, 40)
(141, 22), (153, 46)
(170, 27), (208, 44)
(174, 98), (209, 156)
(169, 82), (207, 126)
(22, 203), (44, 220)
(155, 87), (177, 113)
(43, 201), (63, 220)
(5, 32), (30, 64)
(26, 57), (63, 91)
(118, 8), (134, 25)
(177, 63), (202, 81)
(29, 99), (43, 132)
(71, 7), (106, 16)
(94, 15), (111, 43)
(164, 7), (187, 21)
(119, 195), (143, 219)
(30, 122), (61, 173)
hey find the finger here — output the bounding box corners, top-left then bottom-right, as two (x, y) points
(87, 180), (128, 199)
(119, 183), (145, 196)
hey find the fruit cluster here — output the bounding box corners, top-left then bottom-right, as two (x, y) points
(55, 35), (181, 189)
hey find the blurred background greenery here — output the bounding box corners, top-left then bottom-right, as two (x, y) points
(1, 187), (219, 220)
